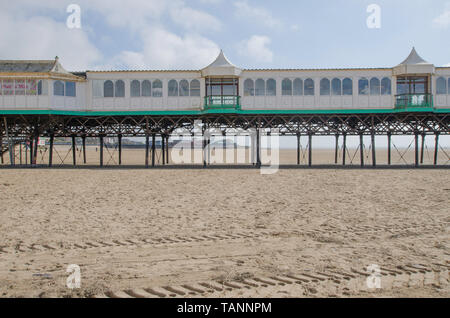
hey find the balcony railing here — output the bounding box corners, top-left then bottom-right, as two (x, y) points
(204, 96), (240, 110)
(395, 93), (433, 110)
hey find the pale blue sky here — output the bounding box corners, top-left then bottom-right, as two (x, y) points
(0, 0), (449, 70)
(1, 0), (449, 149)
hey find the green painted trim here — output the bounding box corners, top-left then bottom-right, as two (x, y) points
(0, 107), (449, 116)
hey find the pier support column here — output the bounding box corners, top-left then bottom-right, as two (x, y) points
(371, 132), (376, 167)
(359, 133), (364, 167)
(166, 135), (169, 164)
(33, 133), (39, 165)
(342, 133), (347, 166)
(203, 130), (207, 168)
(49, 134), (54, 167)
(251, 133), (255, 165)
(191, 133), (195, 164)
(414, 132), (419, 167)
(222, 131), (227, 165)
(151, 133), (156, 167)
(434, 133), (439, 165)
(334, 134), (339, 164)
(207, 136), (211, 165)
(0, 137), (3, 164)
(82, 135), (87, 164)
(99, 135), (104, 167)
(3, 117), (14, 166)
(256, 128), (261, 168)
(118, 134), (122, 165)
(387, 133), (392, 165)
(296, 133), (301, 165)
(29, 137), (34, 165)
(145, 134), (150, 168)
(161, 135), (165, 166)
(72, 135), (76, 166)
(420, 133), (425, 164)
(308, 133), (312, 167)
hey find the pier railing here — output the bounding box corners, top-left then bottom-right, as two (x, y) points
(395, 93), (433, 110)
(204, 96), (240, 110)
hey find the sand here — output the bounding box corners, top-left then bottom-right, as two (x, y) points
(0, 150), (449, 298)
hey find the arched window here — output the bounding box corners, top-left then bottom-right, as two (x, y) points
(244, 79), (254, 96)
(153, 80), (163, 97)
(104, 80), (114, 97)
(381, 77), (391, 95)
(168, 80), (178, 97)
(179, 80), (189, 97)
(343, 78), (352, 95)
(293, 78), (303, 96)
(358, 78), (369, 95)
(38, 80), (43, 95)
(304, 78), (314, 96)
(190, 79), (200, 96)
(131, 80), (141, 97)
(115, 80), (125, 97)
(282, 78), (292, 96)
(255, 79), (265, 96)
(142, 80), (151, 97)
(370, 78), (380, 95)
(65, 82), (76, 97)
(436, 77), (447, 95)
(331, 78), (341, 96)
(53, 80), (64, 96)
(266, 79), (276, 96)
(320, 78), (330, 95)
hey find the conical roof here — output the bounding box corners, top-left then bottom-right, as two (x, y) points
(398, 47), (430, 65)
(393, 47), (434, 75)
(201, 50), (242, 77)
(204, 50), (236, 69)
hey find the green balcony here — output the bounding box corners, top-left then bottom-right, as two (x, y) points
(204, 96), (240, 110)
(395, 93), (433, 110)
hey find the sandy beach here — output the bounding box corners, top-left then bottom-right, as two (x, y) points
(0, 149), (448, 298)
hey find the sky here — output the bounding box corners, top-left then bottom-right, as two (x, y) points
(1, 0), (449, 150)
(0, 0), (449, 71)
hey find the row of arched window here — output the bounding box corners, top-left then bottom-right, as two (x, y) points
(100, 79), (201, 98)
(168, 79), (200, 97)
(243, 77), (392, 97)
(358, 77), (391, 96)
(54, 81), (76, 97)
(436, 77), (450, 95)
(244, 79), (277, 96)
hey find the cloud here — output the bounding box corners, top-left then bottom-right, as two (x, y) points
(0, 0), (222, 70)
(433, 3), (450, 28)
(238, 35), (273, 63)
(169, 4), (222, 32)
(0, 10), (102, 70)
(105, 28), (220, 70)
(233, 1), (282, 28)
